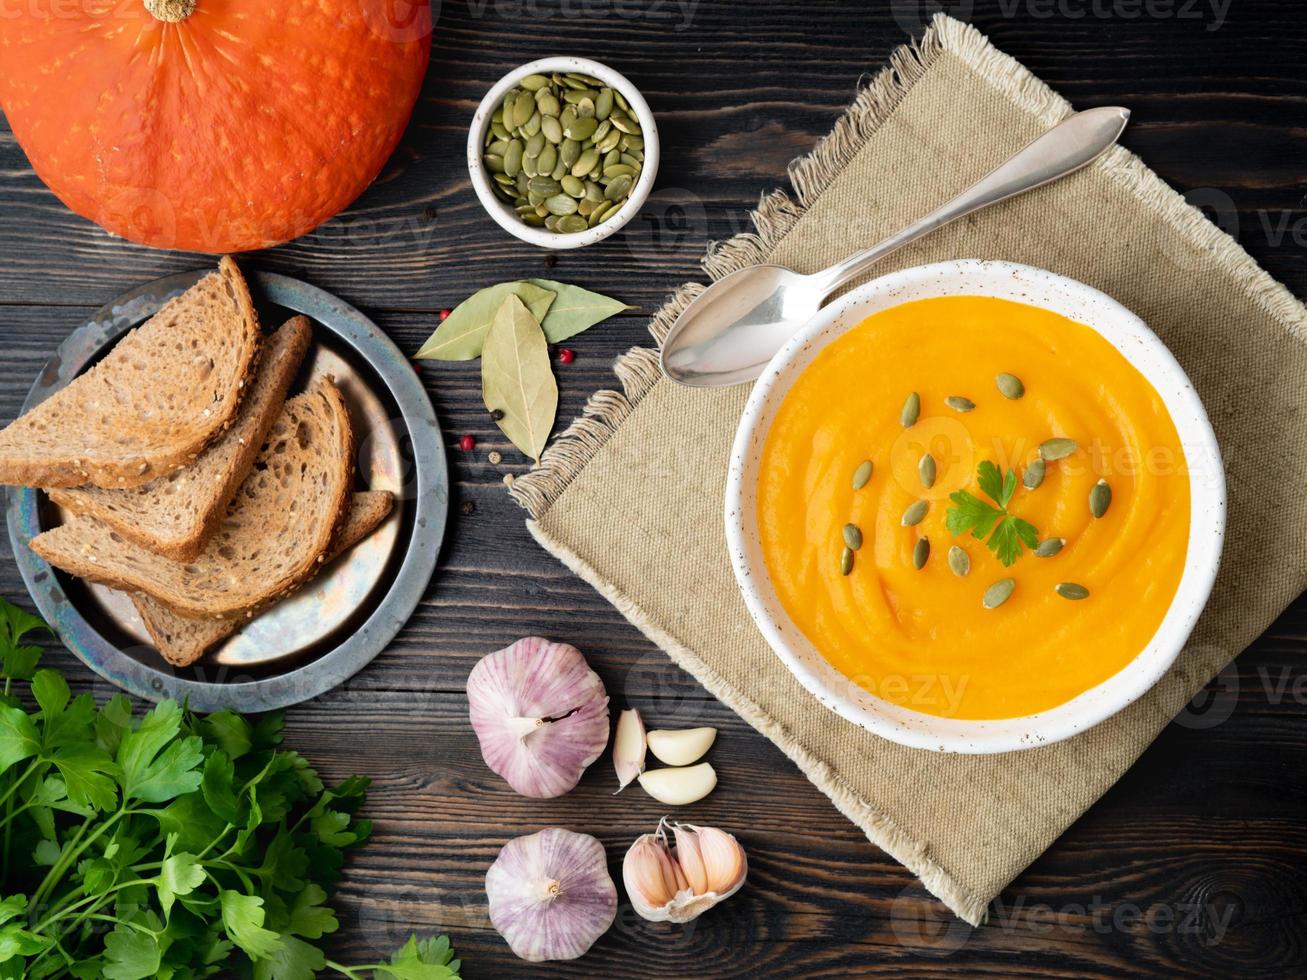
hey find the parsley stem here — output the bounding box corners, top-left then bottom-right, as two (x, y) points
(0, 758), (39, 813)
(0, 757), (41, 880)
(30, 807), (134, 912)
(32, 878), (147, 933)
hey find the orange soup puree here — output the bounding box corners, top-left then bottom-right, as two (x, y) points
(757, 295), (1190, 720)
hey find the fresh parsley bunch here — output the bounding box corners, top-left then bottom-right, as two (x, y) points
(0, 599), (460, 980)
(946, 460), (1040, 567)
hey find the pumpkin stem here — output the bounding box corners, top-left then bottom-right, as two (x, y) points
(144, 0), (196, 22)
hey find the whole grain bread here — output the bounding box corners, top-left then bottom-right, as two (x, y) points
(0, 257), (261, 489)
(47, 317), (312, 561)
(31, 379), (354, 618)
(133, 490), (395, 666)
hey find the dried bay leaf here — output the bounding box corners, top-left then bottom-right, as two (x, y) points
(482, 295), (558, 464)
(414, 281), (556, 360)
(526, 278), (632, 343)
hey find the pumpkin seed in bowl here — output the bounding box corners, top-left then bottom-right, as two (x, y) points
(483, 71), (646, 235)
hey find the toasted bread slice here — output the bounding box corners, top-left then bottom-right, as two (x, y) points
(0, 257), (261, 489)
(132, 491), (395, 666)
(31, 379), (354, 618)
(47, 317), (312, 561)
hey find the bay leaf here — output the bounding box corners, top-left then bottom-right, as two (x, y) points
(414, 281), (556, 360)
(526, 278), (633, 343)
(481, 294), (558, 464)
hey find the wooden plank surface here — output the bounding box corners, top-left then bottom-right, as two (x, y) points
(1, 1), (1305, 976)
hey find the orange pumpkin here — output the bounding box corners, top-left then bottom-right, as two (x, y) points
(0, 0), (432, 253)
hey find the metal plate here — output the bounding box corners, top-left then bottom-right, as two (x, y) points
(7, 270), (449, 712)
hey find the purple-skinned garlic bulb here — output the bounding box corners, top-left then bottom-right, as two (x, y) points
(467, 637), (610, 798)
(486, 828), (617, 962)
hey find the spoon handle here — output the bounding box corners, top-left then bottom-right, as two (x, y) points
(808, 106), (1130, 298)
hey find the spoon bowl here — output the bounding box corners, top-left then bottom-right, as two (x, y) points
(660, 265), (822, 387)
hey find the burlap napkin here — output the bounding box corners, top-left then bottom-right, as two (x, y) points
(509, 15), (1307, 924)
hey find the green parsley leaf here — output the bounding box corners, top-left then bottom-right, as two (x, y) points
(0, 922), (52, 961)
(378, 934), (463, 980)
(101, 925), (161, 980)
(0, 897), (24, 929)
(157, 852), (206, 920)
(976, 459), (1004, 504)
(0, 706), (39, 771)
(194, 711), (252, 760)
(946, 463), (1041, 567)
(253, 934), (326, 980)
(117, 702), (203, 803)
(200, 750), (240, 824)
(284, 884), (337, 940)
(52, 743), (118, 813)
(30, 669), (69, 719)
(1000, 467), (1017, 507)
(946, 490), (1005, 540)
(220, 891), (280, 959)
(0, 598), (47, 685)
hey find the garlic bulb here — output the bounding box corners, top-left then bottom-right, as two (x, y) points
(467, 637), (609, 798)
(486, 828), (617, 961)
(612, 708), (646, 792)
(623, 818), (747, 923)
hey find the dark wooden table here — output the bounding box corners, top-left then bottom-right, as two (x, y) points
(2, 1), (1305, 976)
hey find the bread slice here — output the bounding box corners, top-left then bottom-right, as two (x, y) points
(132, 490), (395, 666)
(47, 317), (312, 561)
(31, 379), (354, 618)
(0, 257), (261, 490)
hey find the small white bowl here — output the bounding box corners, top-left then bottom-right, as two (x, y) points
(725, 260), (1226, 754)
(467, 56), (660, 250)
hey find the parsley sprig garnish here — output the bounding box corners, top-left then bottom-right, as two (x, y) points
(947, 460), (1039, 567)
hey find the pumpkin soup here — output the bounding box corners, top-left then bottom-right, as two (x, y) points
(756, 295), (1190, 720)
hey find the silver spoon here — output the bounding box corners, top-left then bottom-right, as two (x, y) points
(660, 106), (1130, 388)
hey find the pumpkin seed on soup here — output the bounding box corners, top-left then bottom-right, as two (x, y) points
(1039, 437), (1077, 461)
(840, 548), (854, 576)
(1035, 537), (1065, 558)
(918, 453), (936, 489)
(1089, 479), (1112, 518)
(851, 459), (873, 490)
(901, 500), (928, 527)
(912, 536), (930, 570)
(947, 545), (970, 577)
(996, 372), (1025, 399)
(1056, 582), (1090, 600)
(900, 392), (920, 427)
(488, 73), (643, 234)
(843, 524), (863, 551)
(982, 578), (1016, 609)
(944, 395), (975, 413)
(1023, 457), (1045, 489)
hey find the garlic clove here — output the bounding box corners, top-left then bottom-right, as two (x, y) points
(486, 828), (617, 962)
(612, 708), (647, 792)
(623, 836), (676, 911)
(646, 726), (717, 767)
(467, 637), (610, 799)
(672, 823), (710, 894)
(637, 762), (717, 806)
(692, 825), (748, 896)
